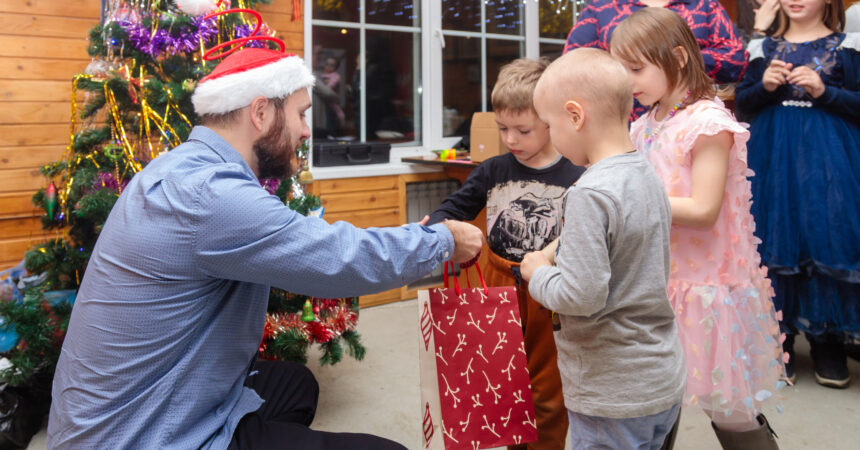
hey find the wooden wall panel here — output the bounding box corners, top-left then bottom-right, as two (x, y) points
(0, 146), (67, 169)
(0, 192), (42, 218)
(0, 1), (304, 267)
(0, 0), (99, 19)
(0, 57), (90, 80)
(0, 13), (95, 38)
(0, 35), (91, 60)
(0, 103), (70, 124)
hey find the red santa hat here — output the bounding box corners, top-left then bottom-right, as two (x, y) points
(191, 48), (315, 116)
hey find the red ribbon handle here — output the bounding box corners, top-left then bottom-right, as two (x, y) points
(443, 260), (487, 295)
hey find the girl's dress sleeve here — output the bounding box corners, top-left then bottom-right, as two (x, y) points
(564, 0), (603, 53)
(735, 38), (786, 117)
(813, 36), (860, 124)
(700, 0), (748, 83)
(680, 100), (750, 168)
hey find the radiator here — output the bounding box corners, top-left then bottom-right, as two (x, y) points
(405, 179), (461, 287)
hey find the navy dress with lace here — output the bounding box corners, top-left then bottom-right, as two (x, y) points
(736, 33), (860, 338)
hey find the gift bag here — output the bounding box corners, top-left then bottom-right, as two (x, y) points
(419, 262), (537, 449)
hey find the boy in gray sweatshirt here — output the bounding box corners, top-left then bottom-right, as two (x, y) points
(523, 48), (685, 449)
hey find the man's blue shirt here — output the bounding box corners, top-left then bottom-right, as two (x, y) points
(47, 126), (453, 449)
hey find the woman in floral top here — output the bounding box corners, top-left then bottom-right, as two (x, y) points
(566, 0), (747, 118)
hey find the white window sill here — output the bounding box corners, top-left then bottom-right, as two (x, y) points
(309, 146), (446, 180)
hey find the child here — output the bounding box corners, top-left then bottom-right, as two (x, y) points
(610, 7), (786, 447)
(427, 58), (585, 449)
(521, 48), (685, 450)
(736, 0), (860, 388)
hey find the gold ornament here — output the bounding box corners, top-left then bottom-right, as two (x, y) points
(298, 163), (314, 185)
(182, 79), (197, 92)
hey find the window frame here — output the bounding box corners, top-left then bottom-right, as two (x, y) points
(304, 0), (578, 158)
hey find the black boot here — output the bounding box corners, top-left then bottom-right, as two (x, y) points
(782, 334), (796, 384)
(809, 336), (850, 389)
(711, 414), (779, 450)
(846, 341), (860, 362)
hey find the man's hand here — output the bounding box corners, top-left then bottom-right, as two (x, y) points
(442, 220), (483, 263)
(520, 251), (551, 282)
(762, 59), (792, 92)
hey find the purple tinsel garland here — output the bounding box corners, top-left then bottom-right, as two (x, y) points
(117, 15), (274, 58)
(233, 23), (273, 48)
(260, 178), (281, 195)
(92, 172), (129, 193)
(118, 16), (218, 58)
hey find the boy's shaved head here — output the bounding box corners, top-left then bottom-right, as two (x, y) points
(535, 48), (632, 124)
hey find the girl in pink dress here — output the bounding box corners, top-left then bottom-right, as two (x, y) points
(610, 8), (786, 448)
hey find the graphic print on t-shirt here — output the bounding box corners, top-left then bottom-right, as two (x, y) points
(486, 180), (568, 261)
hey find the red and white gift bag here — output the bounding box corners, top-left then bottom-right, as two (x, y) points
(419, 263), (537, 449)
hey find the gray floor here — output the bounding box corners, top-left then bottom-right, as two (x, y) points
(27, 299), (860, 449)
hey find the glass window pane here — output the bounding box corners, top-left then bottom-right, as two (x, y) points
(486, 38), (524, 105)
(364, 30), (421, 144)
(442, 0), (481, 31)
(313, 0), (359, 22)
(312, 27), (360, 140)
(366, 0), (420, 27)
(486, 0), (524, 36)
(539, 0), (575, 40)
(442, 35), (481, 137)
(540, 41), (565, 61)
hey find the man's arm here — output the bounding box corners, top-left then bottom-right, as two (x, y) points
(193, 170), (481, 298)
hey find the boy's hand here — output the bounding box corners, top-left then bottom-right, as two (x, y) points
(540, 238), (559, 265)
(520, 251), (551, 282)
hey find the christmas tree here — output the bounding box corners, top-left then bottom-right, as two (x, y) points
(0, 0), (364, 398)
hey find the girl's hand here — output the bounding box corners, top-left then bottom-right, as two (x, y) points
(753, 0), (780, 34)
(762, 59), (793, 92)
(788, 65), (826, 98)
(520, 251), (550, 283)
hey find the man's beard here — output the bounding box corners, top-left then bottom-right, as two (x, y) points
(253, 114), (297, 180)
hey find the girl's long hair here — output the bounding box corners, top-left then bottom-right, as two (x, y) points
(774, 0), (845, 37)
(609, 7), (716, 104)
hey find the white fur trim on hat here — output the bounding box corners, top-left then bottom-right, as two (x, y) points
(192, 55), (316, 116)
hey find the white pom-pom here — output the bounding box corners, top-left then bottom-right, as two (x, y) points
(175, 0), (218, 16)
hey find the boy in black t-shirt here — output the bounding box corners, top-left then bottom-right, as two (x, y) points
(427, 58), (585, 450)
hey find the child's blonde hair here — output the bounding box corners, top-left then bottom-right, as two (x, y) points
(609, 7), (715, 103)
(491, 57), (551, 114)
(774, 0), (845, 36)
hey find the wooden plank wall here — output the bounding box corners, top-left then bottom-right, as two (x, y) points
(0, 0), (302, 269)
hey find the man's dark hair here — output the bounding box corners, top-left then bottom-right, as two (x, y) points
(199, 97), (286, 127)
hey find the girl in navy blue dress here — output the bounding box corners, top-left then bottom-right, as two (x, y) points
(736, 0), (860, 388)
